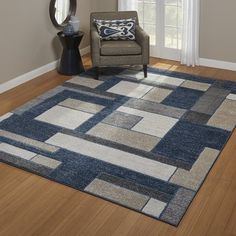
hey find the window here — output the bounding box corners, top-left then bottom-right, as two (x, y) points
(138, 0), (183, 60)
(138, 0), (157, 45)
(164, 0), (183, 49)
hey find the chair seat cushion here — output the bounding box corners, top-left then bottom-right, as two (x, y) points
(101, 41), (142, 56)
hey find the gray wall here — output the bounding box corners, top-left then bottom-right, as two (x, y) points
(200, 0), (236, 63)
(91, 0), (117, 12)
(0, 0), (91, 84)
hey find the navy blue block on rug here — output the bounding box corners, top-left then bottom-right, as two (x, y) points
(162, 87), (204, 109)
(0, 66), (235, 226)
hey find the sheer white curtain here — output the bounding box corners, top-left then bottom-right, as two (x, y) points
(118, 0), (138, 11)
(181, 0), (200, 66)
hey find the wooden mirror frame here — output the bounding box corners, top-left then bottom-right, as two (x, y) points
(49, 0), (77, 29)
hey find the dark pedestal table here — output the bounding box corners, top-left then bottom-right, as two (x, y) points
(57, 31), (85, 75)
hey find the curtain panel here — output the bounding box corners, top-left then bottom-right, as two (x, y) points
(181, 0), (200, 66)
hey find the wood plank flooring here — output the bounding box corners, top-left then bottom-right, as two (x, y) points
(0, 55), (236, 236)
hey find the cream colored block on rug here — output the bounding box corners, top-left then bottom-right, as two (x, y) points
(31, 155), (61, 169)
(59, 98), (105, 114)
(46, 133), (177, 181)
(0, 130), (59, 153)
(170, 148), (219, 191)
(107, 81), (153, 98)
(144, 74), (185, 87)
(227, 93), (236, 101)
(207, 99), (236, 131)
(35, 106), (93, 129)
(68, 76), (103, 88)
(180, 80), (211, 91)
(0, 113), (13, 122)
(87, 123), (160, 152)
(117, 106), (178, 138)
(132, 116), (177, 138)
(85, 179), (149, 210)
(0, 143), (37, 160)
(142, 87), (172, 103)
(142, 198), (167, 218)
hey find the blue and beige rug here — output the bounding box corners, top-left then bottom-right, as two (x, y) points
(0, 67), (236, 226)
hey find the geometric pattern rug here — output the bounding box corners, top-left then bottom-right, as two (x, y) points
(0, 66), (236, 226)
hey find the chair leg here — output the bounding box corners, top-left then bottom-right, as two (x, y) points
(95, 67), (99, 80)
(143, 65), (148, 78)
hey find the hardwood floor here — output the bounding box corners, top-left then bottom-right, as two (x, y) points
(0, 55), (236, 236)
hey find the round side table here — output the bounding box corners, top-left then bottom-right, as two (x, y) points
(57, 31), (85, 75)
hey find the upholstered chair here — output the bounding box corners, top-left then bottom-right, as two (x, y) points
(90, 11), (150, 80)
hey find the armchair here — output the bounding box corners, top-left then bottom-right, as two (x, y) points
(90, 11), (150, 80)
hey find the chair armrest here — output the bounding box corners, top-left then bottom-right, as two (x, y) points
(136, 25), (150, 64)
(90, 25), (101, 66)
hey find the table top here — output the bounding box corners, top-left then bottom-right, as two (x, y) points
(57, 31), (84, 38)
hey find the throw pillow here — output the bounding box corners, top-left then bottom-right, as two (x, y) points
(94, 18), (136, 41)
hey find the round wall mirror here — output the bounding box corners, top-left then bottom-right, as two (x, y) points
(49, 0), (77, 28)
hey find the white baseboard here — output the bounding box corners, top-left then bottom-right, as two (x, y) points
(0, 46), (91, 95)
(0, 60), (58, 94)
(199, 58), (236, 71)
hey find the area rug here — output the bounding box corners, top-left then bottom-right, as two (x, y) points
(0, 66), (236, 226)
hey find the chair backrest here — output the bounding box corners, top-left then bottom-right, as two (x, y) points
(90, 11), (139, 28)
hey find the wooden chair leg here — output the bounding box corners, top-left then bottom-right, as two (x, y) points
(95, 67), (99, 80)
(143, 65), (147, 78)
